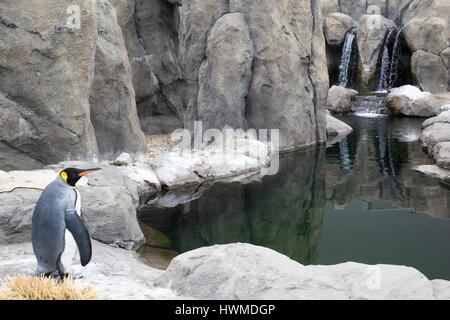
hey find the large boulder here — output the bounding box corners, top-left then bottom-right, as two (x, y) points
(401, 6), (449, 95)
(0, 0), (99, 170)
(403, 17), (449, 56)
(177, 0), (329, 150)
(156, 243), (446, 299)
(422, 110), (450, 129)
(420, 122), (450, 153)
(403, 0), (450, 24)
(433, 142), (450, 170)
(411, 50), (448, 94)
(230, 0), (329, 149)
(326, 113), (353, 138)
(177, 0), (229, 131)
(197, 13), (253, 131)
(89, 0), (147, 157)
(326, 85), (358, 113)
(79, 184), (144, 250)
(386, 85), (441, 117)
(421, 111), (450, 168)
(323, 13), (355, 46)
(357, 15), (396, 90)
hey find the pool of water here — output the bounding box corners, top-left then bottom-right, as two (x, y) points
(137, 115), (450, 280)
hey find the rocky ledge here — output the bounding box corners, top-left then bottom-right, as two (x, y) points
(414, 109), (450, 182)
(1, 242), (449, 300)
(0, 136), (272, 249)
(0, 122), (351, 250)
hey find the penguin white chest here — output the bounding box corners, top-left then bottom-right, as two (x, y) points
(75, 188), (81, 213)
(61, 188), (81, 272)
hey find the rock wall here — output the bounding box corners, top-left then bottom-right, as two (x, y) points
(128, 0), (330, 150)
(403, 15), (449, 93)
(0, 0), (147, 171)
(0, 0), (99, 170)
(0, 0), (329, 170)
(112, 0), (329, 150)
(155, 242), (448, 299)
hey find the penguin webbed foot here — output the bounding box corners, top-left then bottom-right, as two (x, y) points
(39, 271), (71, 282)
(61, 273), (84, 281)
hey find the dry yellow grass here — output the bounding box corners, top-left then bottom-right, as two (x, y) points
(0, 275), (101, 300)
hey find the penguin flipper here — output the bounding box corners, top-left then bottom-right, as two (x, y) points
(65, 209), (92, 266)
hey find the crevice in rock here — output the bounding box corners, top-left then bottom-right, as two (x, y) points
(31, 49), (54, 60)
(0, 19), (17, 29)
(308, 0), (322, 144)
(27, 30), (45, 42)
(243, 17), (257, 127)
(0, 16), (45, 41)
(133, 2), (146, 52)
(395, 0), (414, 26)
(386, 0), (390, 18)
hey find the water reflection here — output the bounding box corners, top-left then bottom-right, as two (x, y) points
(138, 116), (450, 280)
(326, 116), (450, 219)
(138, 148), (326, 265)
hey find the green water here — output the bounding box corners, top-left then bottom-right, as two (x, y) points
(138, 115), (450, 280)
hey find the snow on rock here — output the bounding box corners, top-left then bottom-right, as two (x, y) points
(387, 85), (442, 117)
(389, 85), (431, 100)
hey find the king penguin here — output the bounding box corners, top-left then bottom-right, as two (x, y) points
(31, 167), (100, 279)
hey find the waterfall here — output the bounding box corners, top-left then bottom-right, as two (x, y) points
(338, 28), (357, 88)
(388, 29), (402, 89)
(350, 96), (387, 117)
(376, 28), (402, 92)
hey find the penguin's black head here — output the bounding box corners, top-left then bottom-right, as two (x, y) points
(60, 168), (101, 186)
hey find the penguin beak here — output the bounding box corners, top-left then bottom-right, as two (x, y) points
(78, 168), (101, 177)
